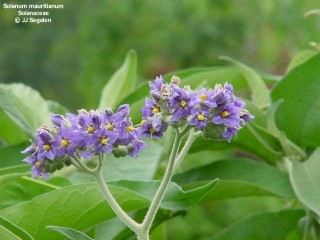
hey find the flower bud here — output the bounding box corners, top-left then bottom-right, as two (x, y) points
(104, 108), (113, 116)
(171, 75), (181, 85)
(112, 145), (128, 158)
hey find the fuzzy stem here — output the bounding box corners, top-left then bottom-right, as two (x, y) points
(94, 169), (140, 233)
(141, 129), (200, 237)
(141, 129), (182, 235)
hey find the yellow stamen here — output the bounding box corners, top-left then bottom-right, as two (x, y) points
(61, 139), (69, 147)
(100, 138), (108, 145)
(126, 125), (134, 132)
(35, 146), (39, 152)
(87, 126), (95, 134)
(199, 94), (207, 101)
(152, 106), (160, 114)
(43, 144), (51, 151)
(150, 127), (155, 134)
(221, 110), (230, 118)
(180, 100), (187, 108)
(197, 114), (205, 121)
(141, 119), (147, 125)
(106, 123), (114, 130)
(35, 161), (41, 167)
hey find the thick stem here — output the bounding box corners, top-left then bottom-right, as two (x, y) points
(141, 129), (182, 234)
(94, 167), (140, 233)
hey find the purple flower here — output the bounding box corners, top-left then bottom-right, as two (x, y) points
(128, 138), (147, 157)
(51, 114), (65, 127)
(190, 88), (217, 108)
(221, 127), (239, 142)
(142, 98), (161, 118)
(53, 124), (77, 157)
(117, 120), (137, 145)
(77, 110), (102, 146)
(212, 103), (241, 129)
(22, 155), (49, 178)
(140, 116), (167, 139)
(213, 83), (235, 108)
(149, 76), (171, 101)
(169, 86), (192, 122)
(102, 110), (124, 133)
(93, 129), (119, 155)
(36, 129), (56, 161)
(189, 108), (210, 130)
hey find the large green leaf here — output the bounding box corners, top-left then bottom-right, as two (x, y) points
(0, 216), (34, 240)
(211, 209), (304, 240)
(271, 54), (320, 148)
(0, 180), (214, 240)
(220, 57), (271, 109)
(98, 50), (137, 110)
(0, 175), (60, 210)
(0, 84), (51, 137)
(173, 158), (295, 199)
(287, 148), (320, 216)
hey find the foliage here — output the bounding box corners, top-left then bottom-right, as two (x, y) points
(0, 49), (320, 239)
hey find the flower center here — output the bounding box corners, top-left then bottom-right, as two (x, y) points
(35, 161), (41, 167)
(197, 114), (205, 121)
(141, 119), (147, 125)
(152, 106), (160, 114)
(149, 127), (156, 134)
(100, 138), (108, 145)
(87, 126), (95, 134)
(43, 144), (51, 151)
(180, 100), (187, 108)
(106, 123), (114, 130)
(221, 110), (230, 118)
(126, 125), (134, 132)
(61, 139), (69, 147)
(199, 94), (207, 101)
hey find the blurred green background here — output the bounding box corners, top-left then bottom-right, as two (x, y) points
(0, 0), (319, 111)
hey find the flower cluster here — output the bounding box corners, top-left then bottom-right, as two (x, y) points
(22, 105), (146, 178)
(140, 76), (253, 141)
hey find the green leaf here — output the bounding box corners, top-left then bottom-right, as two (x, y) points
(47, 100), (69, 115)
(0, 180), (215, 240)
(0, 110), (28, 146)
(0, 165), (30, 177)
(110, 179), (218, 210)
(0, 175), (59, 210)
(287, 50), (318, 73)
(98, 50), (137, 110)
(0, 142), (29, 168)
(68, 139), (163, 184)
(173, 158), (295, 199)
(46, 226), (93, 240)
(287, 148), (320, 216)
(211, 209), (304, 240)
(271, 54), (320, 148)
(0, 83), (51, 137)
(220, 56), (271, 109)
(0, 226), (21, 240)
(0, 216), (33, 240)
